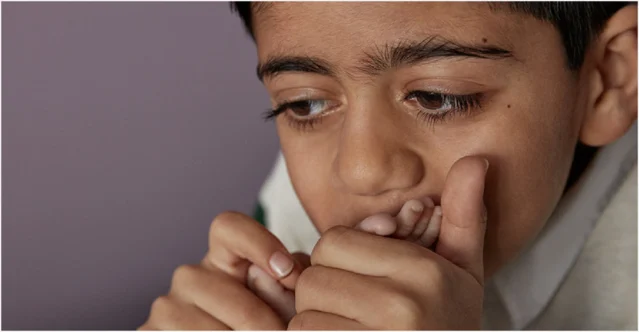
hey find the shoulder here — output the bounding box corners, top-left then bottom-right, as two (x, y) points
(530, 165), (637, 330)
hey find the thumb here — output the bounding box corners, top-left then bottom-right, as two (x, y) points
(436, 156), (489, 285)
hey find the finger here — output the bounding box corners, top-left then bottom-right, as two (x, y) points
(419, 205), (442, 248)
(311, 226), (433, 277)
(137, 324), (155, 330)
(394, 199), (424, 238)
(170, 265), (285, 330)
(354, 213), (396, 236)
(144, 296), (230, 330)
(296, 265), (410, 329)
(407, 198), (435, 241)
(288, 310), (367, 330)
(204, 211), (303, 290)
(247, 264), (297, 322)
(436, 156), (489, 284)
(292, 252), (312, 270)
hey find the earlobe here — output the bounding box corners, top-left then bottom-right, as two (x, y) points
(580, 5), (638, 147)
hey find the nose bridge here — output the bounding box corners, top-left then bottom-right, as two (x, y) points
(333, 94), (424, 196)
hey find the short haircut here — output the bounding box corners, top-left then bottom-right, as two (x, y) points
(229, 2), (630, 70)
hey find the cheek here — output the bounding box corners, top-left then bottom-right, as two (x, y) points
(276, 119), (345, 232)
(481, 96), (579, 276)
(275, 72), (580, 277)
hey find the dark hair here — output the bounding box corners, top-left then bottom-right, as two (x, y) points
(229, 2), (630, 70)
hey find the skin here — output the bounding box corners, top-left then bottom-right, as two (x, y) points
(140, 2), (637, 330)
(257, 2), (581, 276)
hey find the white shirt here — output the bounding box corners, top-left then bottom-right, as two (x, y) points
(258, 122), (637, 329)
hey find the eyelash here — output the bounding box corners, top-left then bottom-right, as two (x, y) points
(406, 91), (483, 127)
(263, 91), (483, 131)
(263, 100), (326, 131)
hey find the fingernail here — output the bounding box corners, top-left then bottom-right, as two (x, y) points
(423, 197), (435, 208)
(410, 202), (424, 213)
(269, 251), (294, 278)
(483, 158), (490, 172)
(433, 206), (442, 216)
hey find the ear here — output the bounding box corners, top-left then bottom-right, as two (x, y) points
(580, 5), (637, 147)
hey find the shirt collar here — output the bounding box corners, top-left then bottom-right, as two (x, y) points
(490, 122), (638, 329)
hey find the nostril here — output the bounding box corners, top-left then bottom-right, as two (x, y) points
(333, 160), (395, 196)
(333, 153), (426, 196)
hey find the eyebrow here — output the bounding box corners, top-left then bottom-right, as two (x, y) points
(257, 56), (334, 81)
(256, 35), (514, 81)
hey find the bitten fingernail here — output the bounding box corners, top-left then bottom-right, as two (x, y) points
(410, 202), (424, 213)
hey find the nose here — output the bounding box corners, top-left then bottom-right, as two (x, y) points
(332, 97), (425, 196)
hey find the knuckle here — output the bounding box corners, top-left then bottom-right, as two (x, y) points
(147, 296), (195, 330)
(236, 301), (281, 330)
(150, 296), (173, 314)
(148, 296), (177, 325)
(414, 257), (446, 286)
(136, 324), (154, 331)
(294, 266), (323, 309)
(384, 292), (423, 329)
(288, 311), (312, 330)
(209, 211), (243, 236)
(171, 264), (200, 290)
(296, 265), (318, 290)
(287, 314), (303, 330)
(311, 226), (351, 262)
(428, 261), (446, 286)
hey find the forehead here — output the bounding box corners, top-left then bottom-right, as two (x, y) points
(252, 3), (526, 59)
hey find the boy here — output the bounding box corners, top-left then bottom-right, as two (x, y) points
(140, 2), (637, 330)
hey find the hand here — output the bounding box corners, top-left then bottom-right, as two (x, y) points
(355, 196), (442, 249)
(245, 191), (443, 328)
(289, 156), (489, 330)
(238, 161), (451, 329)
(139, 212), (306, 330)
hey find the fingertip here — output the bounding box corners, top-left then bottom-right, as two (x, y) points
(356, 213), (397, 236)
(407, 202), (434, 242)
(422, 196), (435, 208)
(442, 156), (488, 211)
(433, 205), (442, 217)
(408, 200), (424, 214)
(269, 251), (295, 279)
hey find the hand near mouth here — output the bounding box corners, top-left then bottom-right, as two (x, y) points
(247, 157), (488, 330)
(139, 156), (487, 330)
(355, 198), (443, 249)
(288, 156), (489, 330)
(245, 200), (444, 325)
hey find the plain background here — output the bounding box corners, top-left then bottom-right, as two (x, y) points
(3, 2), (281, 329)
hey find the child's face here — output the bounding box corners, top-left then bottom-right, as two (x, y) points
(253, 3), (589, 277)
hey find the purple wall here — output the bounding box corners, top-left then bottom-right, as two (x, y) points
(2, 3), (279, 329)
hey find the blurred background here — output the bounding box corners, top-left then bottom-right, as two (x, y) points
(2, 2), (280, 329)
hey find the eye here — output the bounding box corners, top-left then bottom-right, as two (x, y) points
(403, 91), (483, 126)
(411, 92), (448, 111)
(286, 100), (330, 118)
(404, 91), (481, 113)
(262, 98), (338, 132)
(263, 99), (336, 121)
